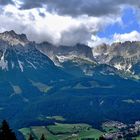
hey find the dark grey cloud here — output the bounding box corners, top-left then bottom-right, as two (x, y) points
(38, 12), (46, 17)
(20, 0), (42, 9)
(60, 25), (92, 46)
(19, 0), (140, 17)
(0, 0), (13, 5)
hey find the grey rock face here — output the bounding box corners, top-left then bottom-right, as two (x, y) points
(92, 41), (140, 73)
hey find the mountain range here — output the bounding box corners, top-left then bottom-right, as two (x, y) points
(1, 30), (140, 78)
(37, 36), (140, 79)
(0, 30), (140, 138)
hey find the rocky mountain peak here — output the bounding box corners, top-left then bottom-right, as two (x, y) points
(92, 41), (140, 73)
(0, 30), (29, 46)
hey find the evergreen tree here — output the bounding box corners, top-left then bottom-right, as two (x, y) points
(99, 136), (106, 140)
(40, 134), (45, 140)
(0, 120), (17, 140)
(28, 133), (34, 140)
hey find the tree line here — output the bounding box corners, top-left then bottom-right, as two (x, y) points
(28, 133), (46, 140)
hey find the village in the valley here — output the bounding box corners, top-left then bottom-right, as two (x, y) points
(102, 121), (140, 139)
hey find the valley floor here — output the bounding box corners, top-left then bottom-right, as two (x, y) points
(19, 123), (103, 140)
(19, 119), (140, 140)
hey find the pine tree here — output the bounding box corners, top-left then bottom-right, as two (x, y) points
(28, 133), (34, 140)
(40, 134), (45, 140)
(99, 136), (106, 140)
(0, 120), (17, 140)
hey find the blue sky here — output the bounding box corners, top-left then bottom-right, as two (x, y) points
(98, 8), (140, 39)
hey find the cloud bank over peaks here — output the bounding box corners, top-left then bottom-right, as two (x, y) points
(113, 31), (140, 43)
(0, 3), (122, 46)
(0, 0), (139, 46)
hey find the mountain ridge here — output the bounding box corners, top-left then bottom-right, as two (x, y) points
(1, 30), (140, 78)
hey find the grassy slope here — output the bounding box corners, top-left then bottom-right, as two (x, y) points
(19, 123), (103, 140)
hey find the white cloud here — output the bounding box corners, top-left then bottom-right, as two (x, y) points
(113, 31), (140, 42)
(88, 35), (111, 47)
(88, 31), (140, 48)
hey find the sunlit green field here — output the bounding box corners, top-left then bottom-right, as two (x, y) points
(19, 123), (103, 140)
